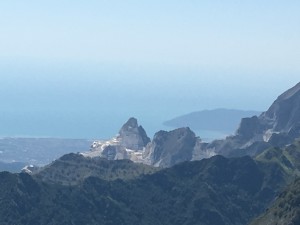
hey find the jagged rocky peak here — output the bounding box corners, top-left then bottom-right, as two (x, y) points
(261, 82), (300, 133)
(143, 127), (199, 167)
(83, 118), (212, 167)
(117, 117), (151, 150)
(235, 82), (300, 141)
(210, 82), (300, 157)
(82, 117), (150, 162)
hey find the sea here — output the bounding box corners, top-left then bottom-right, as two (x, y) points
(0, 105), (230, 142)
(3, 61), (292, 142)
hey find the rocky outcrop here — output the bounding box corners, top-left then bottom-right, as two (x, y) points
(209, 82), (300, 157)
(117, 117), (150, 150)
(82, 119), (213, 167)
(21, 165), (40, 174)
(233, 82), (300, 145)
(143, 128), (196, 167)
(260, 82), (300, 141)
(82, 82), (300, 166)
(142, 127), (215, 167)
(236, 116), (264, 140)
(82, 118), (150, 162)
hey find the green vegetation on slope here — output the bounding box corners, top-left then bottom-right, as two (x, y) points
(255, 139), (300, 177)
(34, 153), (159, 185)
(250, 178), (300, 225)
(0, 155), (288, 225)
(248, 139), (300, 224)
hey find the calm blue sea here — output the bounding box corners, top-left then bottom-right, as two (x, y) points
(0, 63), (232, 141)
(0, 108), (229, 141)
(1, 62), (286, 141)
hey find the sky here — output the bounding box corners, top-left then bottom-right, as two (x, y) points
(0, 1), (299, 138)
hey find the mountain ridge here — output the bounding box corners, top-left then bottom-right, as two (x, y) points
(79, 82), (300, 167)
(32, 153), (159, 185)
(206, 82), (300, 158)
(2, 82), (300, 224)
(0, 154), (289, 225)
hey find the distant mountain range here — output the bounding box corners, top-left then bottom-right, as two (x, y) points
(1, 82), (300, 224)
(164, 108), (261, 133)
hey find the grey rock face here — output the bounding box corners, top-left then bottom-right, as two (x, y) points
(82, 118), (150, 162)
(260, 82), (300, 135)
(117, 117), (151, 150)
(22, 165), (40, 174)
(210, 82), (300, 157)
(236, 116), (264, 140)
(255, 82), (300, 143)
(143, 127), (212, 167)
(83, 119), (213, 167)
(260, 83), (300, 132)
(101, 145), (119, 160)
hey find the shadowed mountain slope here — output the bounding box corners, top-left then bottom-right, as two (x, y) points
(0, 155), (289, 225)
(32, 153), (159, 185)
(250, 178), (300, 225)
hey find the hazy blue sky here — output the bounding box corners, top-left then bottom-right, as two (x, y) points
(0, 1), (299, 138)
(1, 1), (299, 69)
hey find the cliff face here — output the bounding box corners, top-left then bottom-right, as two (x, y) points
(208, 82), (300, 157)
(82, 119), (212, 168)
(262, 82), (300, 132)
(117, 117), (151, 151)
(259, 82), (300, 144)
(143, 128), (197, 167)
(82, 118), (151, 162)
(237, 82), (300, 141)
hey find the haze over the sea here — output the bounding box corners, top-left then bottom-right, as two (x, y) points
(0, 1), (299, 139)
